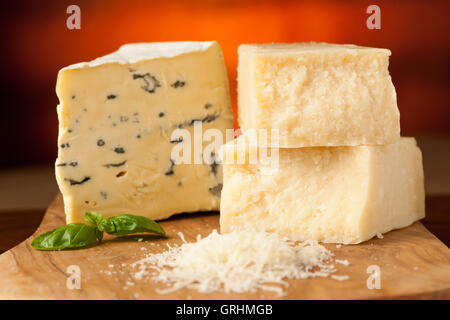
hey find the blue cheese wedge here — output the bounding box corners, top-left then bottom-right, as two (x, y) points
(220, 136), (425, 244)
(56, 41), (233, 223)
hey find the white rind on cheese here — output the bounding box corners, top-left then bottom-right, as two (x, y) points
(61, 41), (216, 71)
(237, 42), (400, 147)
(220, 136), (425, 244)
(56, 41), (233, 223)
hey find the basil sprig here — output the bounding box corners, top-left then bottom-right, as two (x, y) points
(31, 212), (167, 251)
(85, 211), (105, 242)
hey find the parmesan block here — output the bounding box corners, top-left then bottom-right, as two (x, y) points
(220, 136), (425, 244)
(238, 43), (400, 147)
(56, 41), (233, 223)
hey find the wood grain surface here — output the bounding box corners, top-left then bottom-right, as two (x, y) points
(0, 194), (449, 300)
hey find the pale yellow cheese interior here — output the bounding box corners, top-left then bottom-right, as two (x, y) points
(220, 136), (424, 244)
(56, 42), (233, 223)
(238, 43), (400, 147)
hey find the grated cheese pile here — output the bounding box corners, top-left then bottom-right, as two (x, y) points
(131, 229), (339, 296)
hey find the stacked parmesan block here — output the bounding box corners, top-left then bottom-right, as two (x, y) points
(220, 43), (425, 244)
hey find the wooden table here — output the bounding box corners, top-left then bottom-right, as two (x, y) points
(0, 194), (449, 299)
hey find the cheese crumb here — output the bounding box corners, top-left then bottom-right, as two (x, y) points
(133, 269), (146, 280)
(132, 229), (338, 296)
(331, 275), (349, 281)
(335, 259), (349, 266)
(376, 233), (384, 239)
(177, 231), (186, 243)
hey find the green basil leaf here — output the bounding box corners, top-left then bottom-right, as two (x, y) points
(84, 211), (105, 242)
(100, 214), (167, 238)
(31, 223), (98, 251)
(85, 211), (104, 229)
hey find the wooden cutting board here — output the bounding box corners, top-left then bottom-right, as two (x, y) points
(0, 194), (449, 299)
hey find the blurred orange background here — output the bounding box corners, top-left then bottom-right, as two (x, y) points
(1, 0), (449, 167)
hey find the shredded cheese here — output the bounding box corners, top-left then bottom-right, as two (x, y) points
(131, 229), (341, 296)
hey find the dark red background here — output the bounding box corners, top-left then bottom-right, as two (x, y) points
(1, 0), (449, 167)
